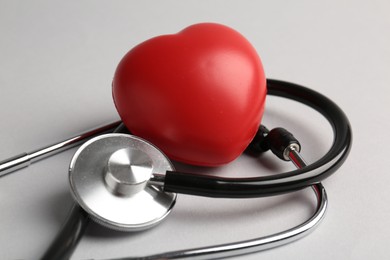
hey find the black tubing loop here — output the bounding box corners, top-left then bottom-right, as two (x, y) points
(164, 79), (352, 198)
(266, 79), (353, 180)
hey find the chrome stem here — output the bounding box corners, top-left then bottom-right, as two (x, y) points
(0, 121), (121, 178)
(286, 144), (307, 168)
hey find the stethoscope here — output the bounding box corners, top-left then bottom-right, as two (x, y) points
(0, 79), (352, 260)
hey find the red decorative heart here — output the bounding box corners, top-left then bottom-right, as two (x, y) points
(113, 23), (266, 166)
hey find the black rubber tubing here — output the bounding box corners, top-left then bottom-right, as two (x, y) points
(163, 79), (353, 198)
(41, 205), (89, 260)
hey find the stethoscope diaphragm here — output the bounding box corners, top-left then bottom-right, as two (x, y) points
(69, 133), (177, 231)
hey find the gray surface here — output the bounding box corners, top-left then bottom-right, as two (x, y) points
(0, 0), (389, 259)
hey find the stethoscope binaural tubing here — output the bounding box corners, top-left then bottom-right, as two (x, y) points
(161, 79), (352, 198)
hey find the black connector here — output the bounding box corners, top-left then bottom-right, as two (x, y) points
(247, 126), (300, 161)
(266, 127), (300, 161)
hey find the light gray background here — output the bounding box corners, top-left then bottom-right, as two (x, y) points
(0, 1), (389, 259)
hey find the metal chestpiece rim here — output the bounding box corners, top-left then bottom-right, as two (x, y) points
(69, 133), (177, 232)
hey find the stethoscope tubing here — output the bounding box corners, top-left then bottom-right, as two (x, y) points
(162, 79), (352, 197)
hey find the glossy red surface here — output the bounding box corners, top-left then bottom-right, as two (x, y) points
(113, 23), (266, 166)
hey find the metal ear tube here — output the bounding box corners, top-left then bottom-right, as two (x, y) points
(0, 121), (121, 178)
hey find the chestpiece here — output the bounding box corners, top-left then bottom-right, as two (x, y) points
(69, 134), (176, 231)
